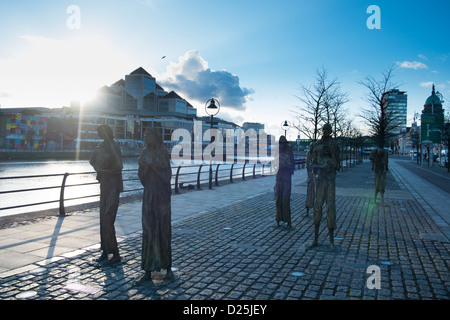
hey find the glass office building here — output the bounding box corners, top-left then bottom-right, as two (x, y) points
(384, 89), (407, 135)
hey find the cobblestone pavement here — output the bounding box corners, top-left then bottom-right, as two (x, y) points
(0, 161), (449, 304)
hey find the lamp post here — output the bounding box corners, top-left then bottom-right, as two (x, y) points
(205, 98), (220, 189)
(281, 120), (290, 137)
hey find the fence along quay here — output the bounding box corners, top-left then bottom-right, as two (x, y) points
(0, 159), (302, 218)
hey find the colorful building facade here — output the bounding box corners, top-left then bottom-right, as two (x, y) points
(4, 112), (48, 150)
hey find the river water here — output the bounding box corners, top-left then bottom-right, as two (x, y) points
(0, 158), (265, 218)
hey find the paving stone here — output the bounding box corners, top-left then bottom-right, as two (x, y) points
(1, 161), (449, 301)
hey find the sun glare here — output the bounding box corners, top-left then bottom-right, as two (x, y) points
(0, 34), (128, 108)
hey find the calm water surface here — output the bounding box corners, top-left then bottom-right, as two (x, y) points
(0, 158), (258, 217)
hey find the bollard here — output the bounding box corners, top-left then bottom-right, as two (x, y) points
(197, 164), (203, 189)
(215, 164), (220, 186)
(230, 163), (235, 183)
(175, 166), (182, 194)
(209, 164), (213, 189)
(59, 173), (69, 216)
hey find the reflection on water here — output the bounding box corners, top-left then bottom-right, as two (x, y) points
(0, 158), (263, 218)
(0, 158), (137, 217)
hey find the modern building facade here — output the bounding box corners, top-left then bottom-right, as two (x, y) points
(1, 67), (268, 159)
(383, 89), (408, 135)
(2, 110), (48, 150)
(87, 67), (197, 116)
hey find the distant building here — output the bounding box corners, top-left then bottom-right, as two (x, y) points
(0, 67), (249, 155)
(0, 67), (270, 161)
(86, 67), (196, 116)
(1, 108), (48, 150)
(382, 89), (407, 135)
(0, 107), (79, 150)
(422, 84), (444, 115)
(420, 84), (444, 145)
(241, 122), (265, 133)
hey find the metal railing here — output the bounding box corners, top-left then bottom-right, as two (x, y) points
(0, 162), (287, 217)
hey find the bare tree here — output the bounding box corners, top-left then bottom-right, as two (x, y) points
(358, 66), (402, 148)
(293, 66), (348, 141)
(322, 86), (350, 138)
(340, 119), (361, 139)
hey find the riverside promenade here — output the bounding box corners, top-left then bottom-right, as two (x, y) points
(0, 158), (449, 304)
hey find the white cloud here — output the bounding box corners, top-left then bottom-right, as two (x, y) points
(418, 54), (428, 60)
(396, 61), (428, 70)
(420, 82), (447, 90)
(160, 50), (254, 111)
(420, 81), (434, 87)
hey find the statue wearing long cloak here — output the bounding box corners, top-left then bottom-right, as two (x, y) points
(275, 136), (295, 227)
(310, 124), (340, 250)
(305, 142), (316, 216)
(138, 128), (173, 278)
(369, 148), (389, 203)
(90, 125), (123, 263)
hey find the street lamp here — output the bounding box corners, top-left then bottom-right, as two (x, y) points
(205, 98), (220, 189)
(205, 98), (220, 121)
(281, 120), (290, 137)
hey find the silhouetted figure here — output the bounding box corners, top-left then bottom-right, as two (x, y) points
(305, 142), (316, 216)
(310, 124), (340, 250)
(275, 135), (295, 227)
(369, 148), (389, 204)
(90, 125), (123, 264)
(138, 128), (173, 282)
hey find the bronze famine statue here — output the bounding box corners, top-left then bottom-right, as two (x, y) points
(275, 135), (295, 227)
(138, 128), (174, 283)
(310, 124), (340, 250)
(369, 147), (389, 204)
(305, 141), (316, 216)
(90, 125), (123, 264)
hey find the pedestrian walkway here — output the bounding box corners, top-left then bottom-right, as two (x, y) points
(0, 159), (449, 302)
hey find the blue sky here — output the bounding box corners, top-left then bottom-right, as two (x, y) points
(1, 0), (449, 138)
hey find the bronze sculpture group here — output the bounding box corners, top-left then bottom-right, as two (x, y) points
(89, 121), (388, 283)
(274, 124), (340, 250)
(278, 123), (389, 251)
(91, 125), (173, 284)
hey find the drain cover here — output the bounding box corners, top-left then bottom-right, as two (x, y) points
(30, 267), (47, 274)
(66, 283), (102, 294)
(16, 291), (37, 299)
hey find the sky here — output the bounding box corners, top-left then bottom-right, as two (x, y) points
(0, 0), (449, 139)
